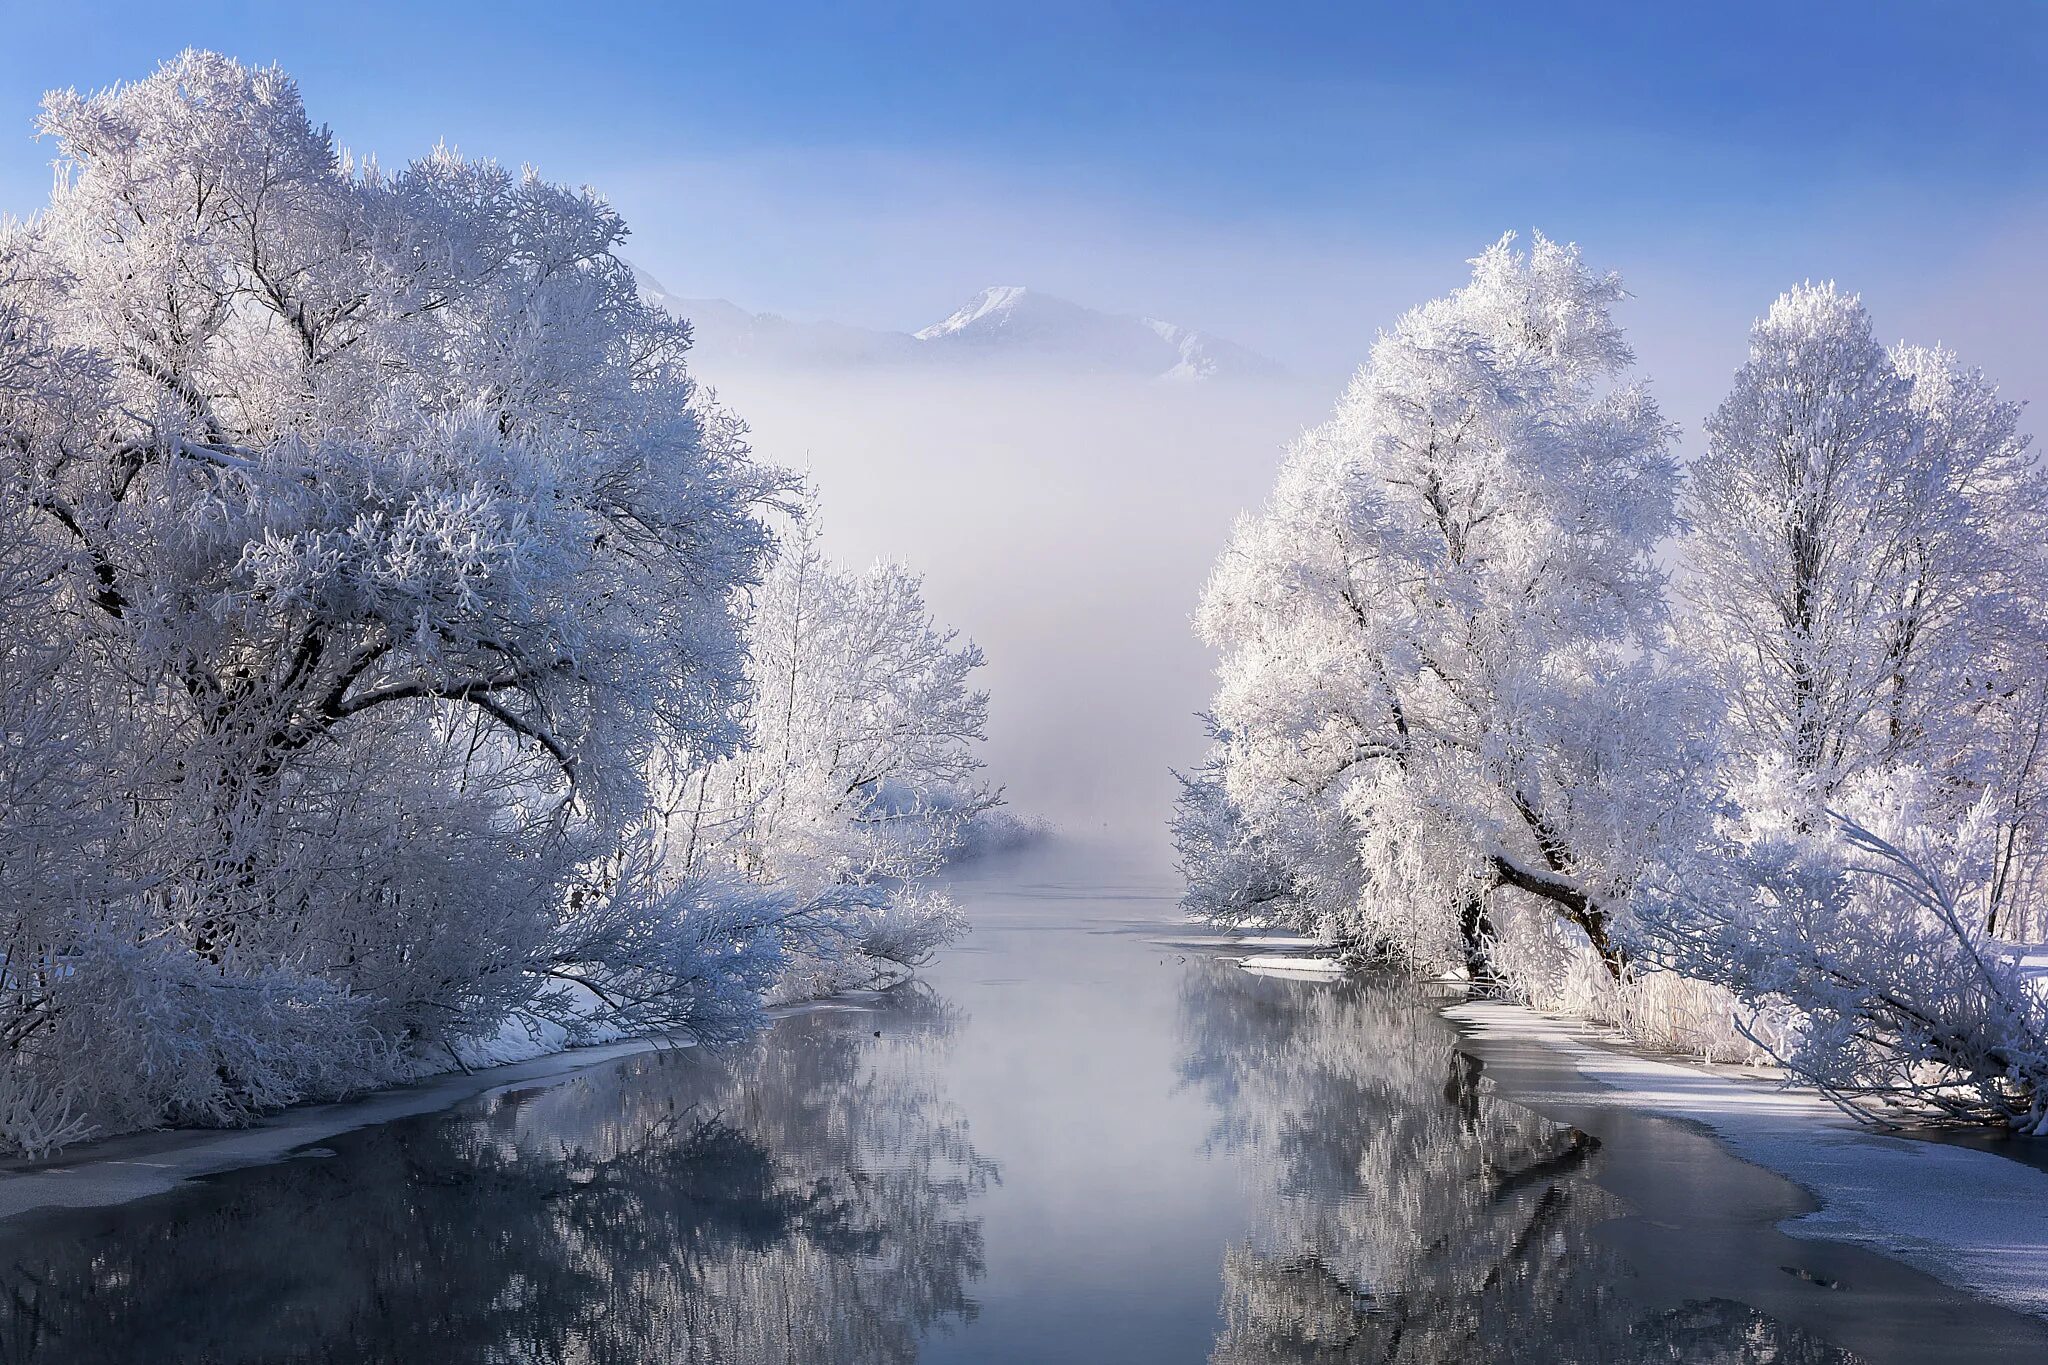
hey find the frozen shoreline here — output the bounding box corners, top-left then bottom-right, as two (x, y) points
(0, 995), (889, 1225)
(1445, 997), (2048, 1323)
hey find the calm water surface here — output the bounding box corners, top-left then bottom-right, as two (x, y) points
(3, 840), (2045, 1363)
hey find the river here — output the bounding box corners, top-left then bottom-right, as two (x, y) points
(1, 839), (2044, 1362)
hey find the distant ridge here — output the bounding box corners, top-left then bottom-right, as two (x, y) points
(634, 268), (1283, 382)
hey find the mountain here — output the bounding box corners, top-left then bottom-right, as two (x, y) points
(913, 285), (1282, 382)
(634, 267), (917, 368)
(633, 269), (1282, 382)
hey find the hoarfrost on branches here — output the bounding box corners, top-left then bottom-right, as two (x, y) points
(1182, 234), (1707, 995)
(1183, 242), (2048, 1125)
(0, 53), (986, 1154)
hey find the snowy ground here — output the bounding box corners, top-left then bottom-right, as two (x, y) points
(1446, 998), (2048, 1322)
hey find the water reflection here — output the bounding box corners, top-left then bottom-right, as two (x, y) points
(1, 845), (2032, 1363)
(1178, 962), (1861, 1363)
(0, 987), (993, 1365)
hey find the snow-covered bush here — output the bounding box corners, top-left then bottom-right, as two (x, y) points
(1654, 792), (2048, 1130)
(944, 807), (1050, 862)
(851, 889), (971, 973)
(661, 512), (990, 1000)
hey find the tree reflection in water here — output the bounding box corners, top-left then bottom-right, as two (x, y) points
(1178, 962), (1860, 1364)
(0, 987), (993, 1365)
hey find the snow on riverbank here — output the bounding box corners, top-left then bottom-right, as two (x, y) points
(0, 980), (627, 1213)
(1236, 953), (1349, 980)
(0, 992), (895, 1224)
(1170, 929), (1352, 980)
(1446, 998), (2048, 1321)
(447, 982), (621, 1069)
(0, 1033), (692, 1223)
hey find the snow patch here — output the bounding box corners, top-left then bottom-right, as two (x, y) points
(912, 285), (1038, 340)
(1236, 953), (1348, 980)
(447, 981), (621, 1070)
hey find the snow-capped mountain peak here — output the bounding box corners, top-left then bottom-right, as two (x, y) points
(913, 285), (1036, 340)
(909, 285), (1282, 379)
(911, 286), (1104, 345)
(634, 267), (1282, 382)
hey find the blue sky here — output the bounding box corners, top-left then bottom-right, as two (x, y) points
(2, 3), (2043, 388)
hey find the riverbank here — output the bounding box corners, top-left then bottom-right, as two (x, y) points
(1444, 996), (2048, 1324)
(0, 995), (892, 1224)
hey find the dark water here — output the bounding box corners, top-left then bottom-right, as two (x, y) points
(2, 841), (2044, 1363)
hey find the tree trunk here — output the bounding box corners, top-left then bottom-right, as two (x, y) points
(1459, 890), (1505, 997)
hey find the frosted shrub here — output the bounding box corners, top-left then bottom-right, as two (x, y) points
(662, 513), (989, 1003)
(0, 1062), (93, 1159)
(49, 937), (393, 1132)
(1662, 792), (2048, 1130)
(856, 890), (970, 972)
(1608, 975), (1776, 1066)
(1479, 905), (1767, 1063)
(1561, 964), (1776, 1066)
(946, 808), (1050, 862)
(532, 862), (795, 1048)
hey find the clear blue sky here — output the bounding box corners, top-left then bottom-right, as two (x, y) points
(2, 2), (2043, 390)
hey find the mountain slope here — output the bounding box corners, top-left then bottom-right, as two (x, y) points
(635, 267), (917, 367)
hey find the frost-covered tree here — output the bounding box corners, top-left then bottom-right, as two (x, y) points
(663, 513), (991, 997)
(0, 508), (119, 1151)
(1682, 285), (2041, 805)
(0, 52), (799, 1149)
(1183, 234), (1701, 990)
(1181, 243), (2046, 1123)
(1981, 663), (2048, 943)
(1661, 285), (2048, 1127)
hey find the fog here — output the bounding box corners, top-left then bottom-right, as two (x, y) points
(700, 366), (1335, 849)
(700, 217), (2048, 850)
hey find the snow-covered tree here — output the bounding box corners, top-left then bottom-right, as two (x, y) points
(0, 52), (801, 1149)
(1179, 243), (2046, 1123)
(662, 512), (991, 997)
(1682, 285), (2041, 806)
(1659, 285), (2048, 1127)
(1183, 234), (1702, 993)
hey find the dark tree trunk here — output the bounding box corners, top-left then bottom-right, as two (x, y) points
(1459, 891), (1505, 997)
